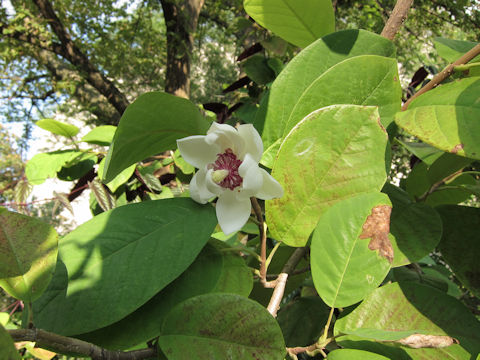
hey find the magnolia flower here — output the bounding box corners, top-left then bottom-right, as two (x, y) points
(177, 123), (283, 235)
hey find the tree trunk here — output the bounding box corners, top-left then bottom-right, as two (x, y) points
(160, 0), (205, 99)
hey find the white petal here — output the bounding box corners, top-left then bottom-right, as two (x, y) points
(238, 154), (263, 198)
(177, 136), (219, 169)
(189, 169), (216, 204)
(216, 190), (252, 235)
(206, 123), (245, 156)
(255, 168), (284, 200)
(237, 124), (263, 162)
(205, 168), (226, 197)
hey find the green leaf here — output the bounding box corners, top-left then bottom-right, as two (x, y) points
(244, 0), (334, 48)
(434, 37), (480, 63)
(436, 205), (480, 298)
(36, 118), (79, 137)
(81, 125), (117, 146)
(277, 297), (330, 347)
(241, 55), (275, 85)
(76, 242), (224, 350)
(98, 157), (136, 193)
(32, 198), (217, 335)
(267, 105), (388, 247)
(0, 323), (20, 360)
(103, 92), (209, 183)
(396, 139), (443, 166)
(285, 55), (401, 134)
(0, 210), (58, 302)
(327, 349), (390, 360)
(392, 266), (449, 294)
(57, 152), (97, 181)
(334, 282), (480, 359)
(395, 77), (480, 159)
(311, 193), (392, 308)
(25, 150), (84, 185)
(158, 293), (286, 360)
(260, 29), (396, 148)
(382, 184), (442, 267)
(341, 328), (420, 342)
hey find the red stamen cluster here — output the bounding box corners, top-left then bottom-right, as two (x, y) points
(211, 148), (243, 190)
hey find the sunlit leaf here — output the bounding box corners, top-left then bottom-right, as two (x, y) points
(25, 150), (83, 185)
(267, 105), (388, 247)
(36, 119), (79, 137)
(0, 210), (58, 301)
(311, 193), (392, 308)
(81, 125), (116, 146)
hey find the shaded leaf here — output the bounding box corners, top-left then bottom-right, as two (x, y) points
(436, 205), (480, 298)
(311, 193), (392, 308)
(434, 37), (480, 63)
(267, 105), (388, 247)
(36, 119), (79, 137)
(0, 210), (58, 302)
(382, 184), (442, 267)
(98, 157), (136, 193)
(395, 139), (443, 166)
(103, 92), (209, 182)
(241, 55), (275, 85)
(244, 0), (334, 48)
(327, 349), (390, 360)
(33, 198), (217, 335)
(158, 293), (285, 360)
(0, 323), (20, 360)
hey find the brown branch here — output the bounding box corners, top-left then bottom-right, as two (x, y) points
(266, 247), (308, 317)
(31, 0), (129, 116)
(8, 328), (156, 360)
(402, 43), (480, 111)
(380, 0), (414, 41)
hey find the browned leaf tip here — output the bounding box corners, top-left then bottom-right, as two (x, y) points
(359, 205), (394, 263)
(397, 334), (459, 348)
(451, 143), (464, 154)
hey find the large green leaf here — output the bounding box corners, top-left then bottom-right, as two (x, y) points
(103, 92), (209, 183)
(382, 184), (442, 267)
(243, 0), (334, 48)
(0, 323), (20, 360)
(285, 55), (401, 135)
(311, 193), (392, 308)
(0, 210), (58, 302)
(277, 297), (330, 347)
(436, 205), (480, 298)
(76, 242), (224, 350)
(434, 37), (480, 63)
(32, 198), (217, 335)
(327, 349), (390, 360)
(158, 293), (285, 360)
(267, 105), (388, 247)
(334, 282), (480, 359)
(36, 118), (79, 137)
(25, 150), (84, 185)
(396, 77), (480, 159)
(260, 29), (396, 148)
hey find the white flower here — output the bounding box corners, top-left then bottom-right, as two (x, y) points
(177, 122), (283, 235)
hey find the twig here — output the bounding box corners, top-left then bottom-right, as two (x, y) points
(250, 197), (276, 288)
(8, 328), (157, 360)
(380, 0), (414, 41)
(402, 43), (480, 111)
(266, 247), (308, 317)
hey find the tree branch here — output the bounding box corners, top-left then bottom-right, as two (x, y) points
(8, 328), (156, 360)
(31, 0), (129, 117)
(402, 43), (480, 110)
(380, 0), (414, 41)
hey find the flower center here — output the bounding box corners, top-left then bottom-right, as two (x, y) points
(210, 148), (243, 190)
